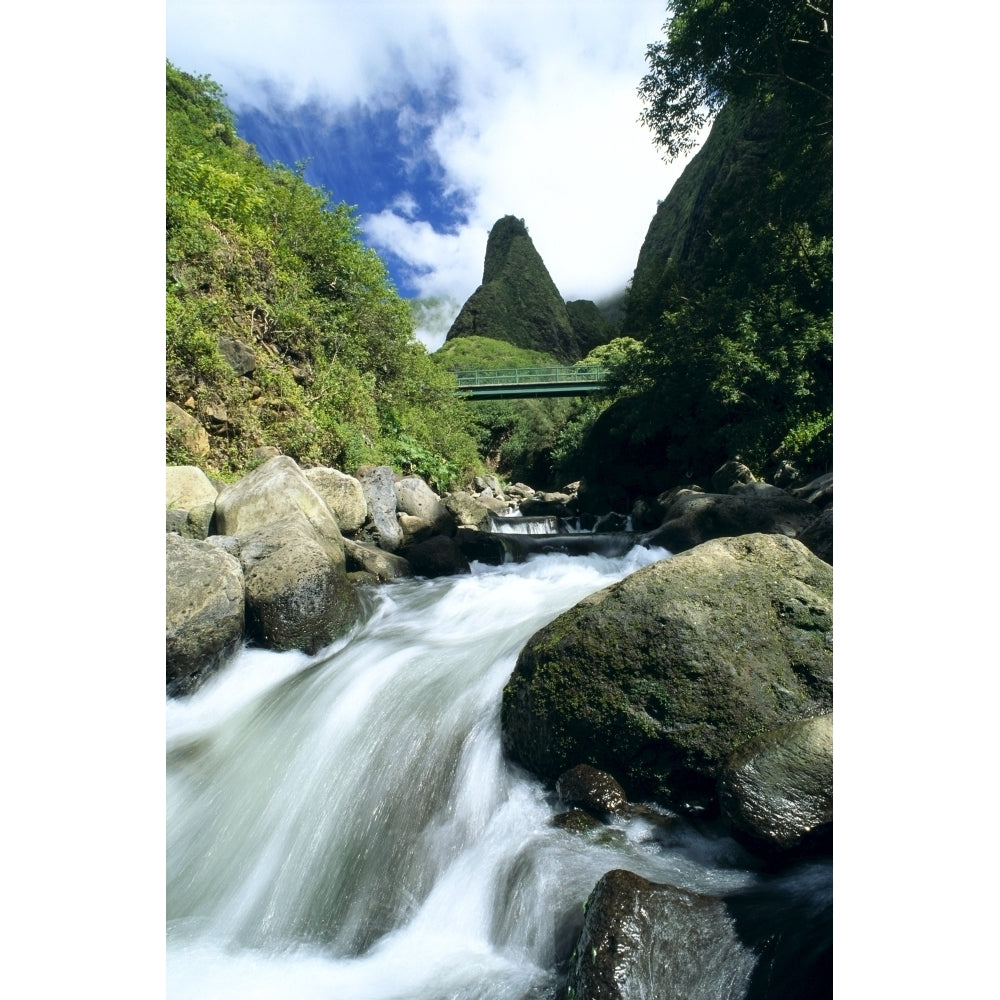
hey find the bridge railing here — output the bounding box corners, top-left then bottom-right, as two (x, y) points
(453, 365), (606, 388)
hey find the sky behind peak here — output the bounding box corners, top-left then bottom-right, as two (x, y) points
(167, 0), (706, 347)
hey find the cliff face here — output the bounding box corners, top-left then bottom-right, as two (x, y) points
(445, 216), (589, 363)
(622, 98), (790, 340)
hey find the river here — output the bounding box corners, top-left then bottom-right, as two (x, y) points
(166, 543), (831, 999)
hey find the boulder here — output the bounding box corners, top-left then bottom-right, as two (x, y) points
(215, 456), (346, 563)
(357, 465), (404, 552)
(304, 466), (367, 532)
(556, 764), (629, 820)
(238, 513), (363, 653)
(643, 490), (820, 555)
(519, 492), (574, 517)
(166, 534), (245, 694)
(443, 491), (493, 531)
(395, 475), (453, 533)
(719, 713), (833, 856)
(454, 527), (507, 566)
(166, 401), (209, 460)
(401, 536), (471, 578)
(474, 474), (505, 498)
(502, 533), (833, 811)
(797, 507), (833, 565)
(791, 472), (833, 508)
(166, 465), (218, 540)
(711, 458), (756, 492)
(397, 513), (437, 545)
(565, 869), (757, 1000)
(343, 538), (413, 582)
(218, 335), (256, 375)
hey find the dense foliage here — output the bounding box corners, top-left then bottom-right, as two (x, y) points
(166, 62), (483, 489)
(575, 0), (833, 497)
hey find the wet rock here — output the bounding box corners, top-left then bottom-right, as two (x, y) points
(556, 764), (629, 819)
(719, 713), (833, 857)
(402, 535), (470, 578)
(565, 869), (757, 1000)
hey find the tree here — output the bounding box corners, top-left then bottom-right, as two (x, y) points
(638, 0), (832, 159)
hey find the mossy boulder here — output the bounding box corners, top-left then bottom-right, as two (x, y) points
(501, 533), (832, 812)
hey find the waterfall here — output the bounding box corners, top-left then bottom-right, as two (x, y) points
(166, 545), (830, 999)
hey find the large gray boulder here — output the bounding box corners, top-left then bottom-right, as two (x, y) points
(719, 713), (833, 856)
(215, 456), (345, 560)
(166, 534), (245, 694)
(642, 489), (820, 555)
(166, 465), (218, 540)
(357, 465), (404, 552)
(238, 514), (362, 653)
(304, 467), (367, 533)
(565, 869), (757, 1000)
(502, 533), (833, 811)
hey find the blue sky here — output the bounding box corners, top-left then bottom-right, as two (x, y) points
(166, 0), (707, 347)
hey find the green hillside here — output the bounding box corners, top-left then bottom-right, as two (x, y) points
(165, 62), (482, 490)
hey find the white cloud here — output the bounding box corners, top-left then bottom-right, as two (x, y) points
(167, 0), (703, 308)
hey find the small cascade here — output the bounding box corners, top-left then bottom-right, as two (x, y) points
(486, 509), (640, 561)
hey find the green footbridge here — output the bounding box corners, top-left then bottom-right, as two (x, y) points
(454, 365), (607, 400)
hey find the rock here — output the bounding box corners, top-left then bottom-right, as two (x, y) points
(791, 471), (833, 508)
(643, 490), (820, 555)
(565, 869), (757, 1000)
(719, 713), (833, 856)
(556, 764), (629, 819)
(797, 507), (833, 565)
(166, 534), (245, 694)
(454, 527), (507, 566)
(166, 401), (209, 460)
(474, 474), (505, 498)
(343, 538), (413, 581)
(215, 456), (346, 561)
(502, 533), (833, 811)
(218, 335), (256, 375)
(166, 465), (218, 539)
(519, 492), (574, 517)
(401, 536), (471, 578)
(728, 481), (787, 497)
(505, 482), (536, 499)
(304, 466), (367, 532)
(443, 491), (493, 531)
(398, 513), (437, 545)
(253, 446), (281, 462)
(357, 465), (404, 552)
(394, 475), (453, 534)
(238, 513), (363, 653)
(711, 458), (756, 492)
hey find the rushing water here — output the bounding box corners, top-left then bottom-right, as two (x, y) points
(166, 544), (831, 999)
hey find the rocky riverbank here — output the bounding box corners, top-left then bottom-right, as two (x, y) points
(167, 455), (833, 994)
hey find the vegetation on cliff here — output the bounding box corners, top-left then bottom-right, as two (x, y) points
(574, 0), (833, 499)
(165, 62), (483, 489)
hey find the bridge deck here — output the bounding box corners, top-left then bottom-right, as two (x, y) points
(454, 365), (607, 400)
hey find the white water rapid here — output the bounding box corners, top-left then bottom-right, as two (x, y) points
(166, 545), (830, 999)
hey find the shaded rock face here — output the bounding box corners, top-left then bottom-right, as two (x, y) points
(166, 534), (245, 694)
(501, 533), (833, 811)
(643, 490), (821, 556)
(402, 536), (471, 579)
(796, 506), (832, 565)
(719, 713), (833, 857)
(444, 215), (583, 362)
(565, 869), (757, 1000)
